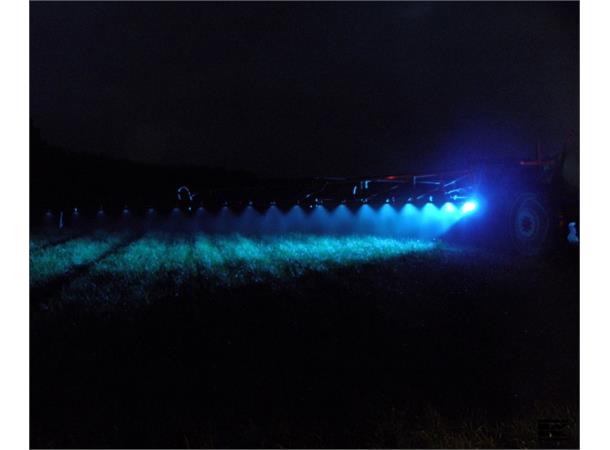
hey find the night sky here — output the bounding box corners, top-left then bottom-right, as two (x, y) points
(30, 2), (578, 178)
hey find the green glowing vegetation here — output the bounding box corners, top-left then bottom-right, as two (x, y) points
(197, 234), (436, 282)
(31, 232), (437, 302)
(29, 230), (80, 253)
(29, 232), (126, 286)
(95, 233), (434, 280)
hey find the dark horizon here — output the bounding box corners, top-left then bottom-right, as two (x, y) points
(30, 2), (578, 178)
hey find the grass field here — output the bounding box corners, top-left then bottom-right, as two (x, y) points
(31, 232), (436, 295)
(30, 230), (579, 448)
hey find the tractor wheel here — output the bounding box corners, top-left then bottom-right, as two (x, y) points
(508, 192), (554, 256)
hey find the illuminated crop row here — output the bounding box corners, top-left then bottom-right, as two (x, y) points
(32, 233), (439, 304)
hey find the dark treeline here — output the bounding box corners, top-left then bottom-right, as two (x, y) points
(30, 123), (263, 213)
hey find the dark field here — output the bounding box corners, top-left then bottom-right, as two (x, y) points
(30, 231), (579, 448)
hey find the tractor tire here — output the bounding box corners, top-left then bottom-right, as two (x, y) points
(508, 192), (555, 256)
